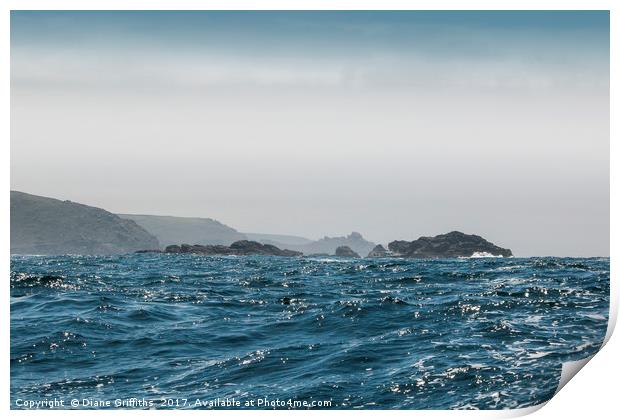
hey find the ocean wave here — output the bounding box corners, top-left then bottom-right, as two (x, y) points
(10, 255), (609, 409)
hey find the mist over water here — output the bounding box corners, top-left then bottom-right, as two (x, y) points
(11, 255), (609, 409)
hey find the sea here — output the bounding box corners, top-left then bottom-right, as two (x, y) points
(10, 255), (610, 409)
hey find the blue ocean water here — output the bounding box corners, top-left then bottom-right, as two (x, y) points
(11, 255), (609, 409)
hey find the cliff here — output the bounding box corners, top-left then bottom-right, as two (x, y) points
(11, 191), (159, 255)
(119, 214), (246, 247)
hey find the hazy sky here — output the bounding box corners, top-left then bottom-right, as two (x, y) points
(11, 11), (609, 256)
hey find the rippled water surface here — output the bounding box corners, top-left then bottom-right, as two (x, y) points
(11, 255), (609, 409)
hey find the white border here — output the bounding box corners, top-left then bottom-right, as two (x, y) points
(2, 1), (616, 419)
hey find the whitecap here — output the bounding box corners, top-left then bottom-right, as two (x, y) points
(470, 252), (503, 258)
(526, 351), (550, 359)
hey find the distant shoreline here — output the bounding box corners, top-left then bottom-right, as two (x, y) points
(11, 191), (513, 258)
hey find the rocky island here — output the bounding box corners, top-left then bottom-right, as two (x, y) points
(367, 244), (390, 257)
(335, 245), (361, 258)
(387, 231), (512, 258)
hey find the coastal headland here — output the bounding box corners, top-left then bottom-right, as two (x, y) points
(11, 191), (512, 258)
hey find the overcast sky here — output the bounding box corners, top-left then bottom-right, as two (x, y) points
(11, 11), (609, 256)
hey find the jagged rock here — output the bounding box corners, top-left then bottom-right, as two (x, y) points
(388, 240), (412, 256)
(335, 245), (361, 258)
(367, 244), (390, 257)
(387, 231), (512, 258)
(162, 240), (302, 257)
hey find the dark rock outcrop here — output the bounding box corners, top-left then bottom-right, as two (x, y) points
(367, 244), (390, 257)
(388, 240), (414, 256)
(387, 231), (512, 258)
(335, 245), (361, 258)
(229, 240), (302, 256)
(163, 240), (302, 257)
(11, 191), (160, 255)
